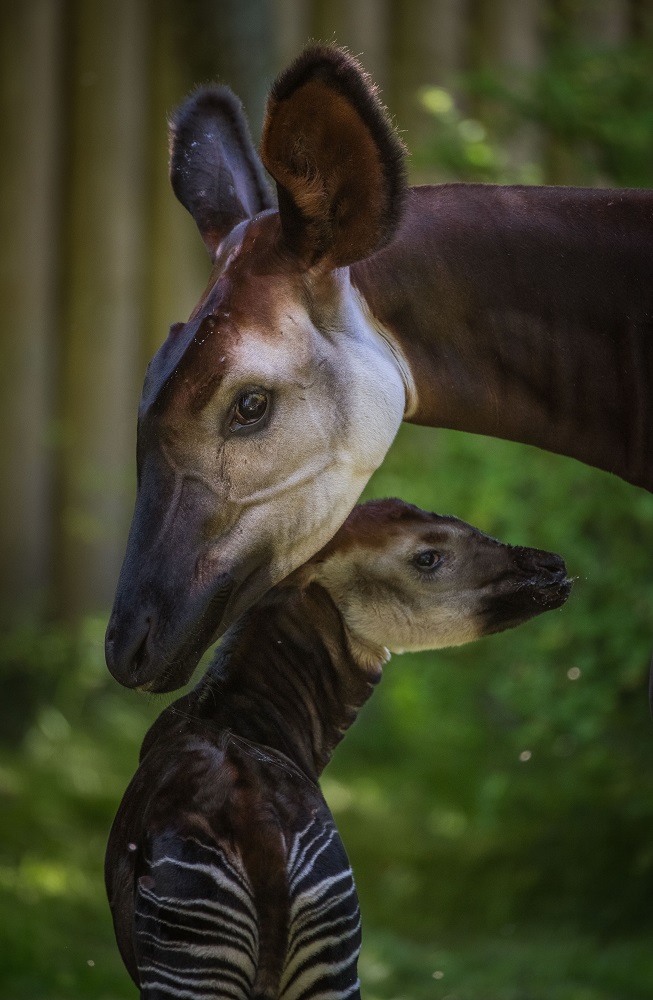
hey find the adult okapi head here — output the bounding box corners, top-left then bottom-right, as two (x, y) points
(106, 46), (410, 691)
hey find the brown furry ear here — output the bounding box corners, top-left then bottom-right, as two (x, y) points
(170, 86), (275, 258)
(260, 45), (406, 269)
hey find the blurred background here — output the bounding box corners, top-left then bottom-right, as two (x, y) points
(1, 1), (653, 997)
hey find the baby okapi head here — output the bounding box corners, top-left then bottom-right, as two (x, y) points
(297, 499), (571, 667)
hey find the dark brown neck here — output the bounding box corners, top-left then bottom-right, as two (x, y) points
(146, 583), (380, 781)
(353, 184), (653, 492)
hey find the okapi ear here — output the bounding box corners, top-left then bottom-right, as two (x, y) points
(169, 86), (275, 258)
(260, 45), (407, 269)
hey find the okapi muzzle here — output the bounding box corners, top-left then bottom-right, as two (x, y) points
(105, 448), (238, 692)
(475, 540), (571, 635)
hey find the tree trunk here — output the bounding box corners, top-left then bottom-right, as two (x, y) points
(55, 0), (149, 619)
(144, 8), (210, 363)
(0, 0), (63, 624)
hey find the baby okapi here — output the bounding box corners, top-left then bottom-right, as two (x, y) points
(106, 499), (570, 1000)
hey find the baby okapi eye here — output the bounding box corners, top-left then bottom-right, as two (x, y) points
(232, 390), (269, 428)
(413, 549), (442, 571)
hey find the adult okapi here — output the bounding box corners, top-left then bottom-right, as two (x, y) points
(105, 44), (652, 694)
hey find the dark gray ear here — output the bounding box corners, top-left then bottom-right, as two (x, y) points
(169, 86), (275, 258)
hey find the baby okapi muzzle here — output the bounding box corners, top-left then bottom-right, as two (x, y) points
(106, 499), (570, 1000)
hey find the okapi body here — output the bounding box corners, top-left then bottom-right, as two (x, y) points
(106, 499), (571, 998)
(105, 44), (650, 692)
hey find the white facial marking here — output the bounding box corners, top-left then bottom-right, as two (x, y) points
(175, 268), (408, 622)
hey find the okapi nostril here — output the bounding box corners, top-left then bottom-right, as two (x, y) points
(521, 549), (566, 580)
(130, 616), (155, 677)
(132, 635), (149, 675)
(543, 561), (566, 582)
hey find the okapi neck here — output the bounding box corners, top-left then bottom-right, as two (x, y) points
(353, 184), (653, 491)
(197, 582), (382, 780)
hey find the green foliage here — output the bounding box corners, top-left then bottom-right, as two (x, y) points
(357, 927), (653, 1000)
(486, 41), (653, 187)
(415, 85), (520, 183)
(417, 40), (653, 187)
(0, 618), (160, 997)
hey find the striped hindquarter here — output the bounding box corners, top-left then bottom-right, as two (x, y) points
(132, 816), (361, 1000)
(135, 832), (259, 999)
(280, 815), (361, 1000)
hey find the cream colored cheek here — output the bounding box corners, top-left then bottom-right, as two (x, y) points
(258, 475), (368, 584)
(218, 465), (369, 593)
(392, 617), (482, 652)
(220, 400), (337, 503)
(359, 604), (483, 654)
(339, 351), (405, 475)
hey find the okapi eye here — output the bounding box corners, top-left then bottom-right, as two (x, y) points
(233, 390), (269, 428)
(413, 549), (442, 571)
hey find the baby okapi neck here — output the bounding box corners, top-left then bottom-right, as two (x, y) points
(198, 581), (382, 781)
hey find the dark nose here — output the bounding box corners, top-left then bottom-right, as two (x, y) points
(536, 549), (566, 580)
(516, 546), (567, 583)
(105, 570), (236, 692)
(105, 610), (155, 689)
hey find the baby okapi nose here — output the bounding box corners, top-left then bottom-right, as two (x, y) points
(533, 548), (565, 571)
(516, 546), (567, 582)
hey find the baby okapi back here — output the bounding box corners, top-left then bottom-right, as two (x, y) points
(106, 499), (570, 999)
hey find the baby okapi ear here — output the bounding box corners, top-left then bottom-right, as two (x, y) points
(169, 86), (275, 258)
(260, 45), (407, 269)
